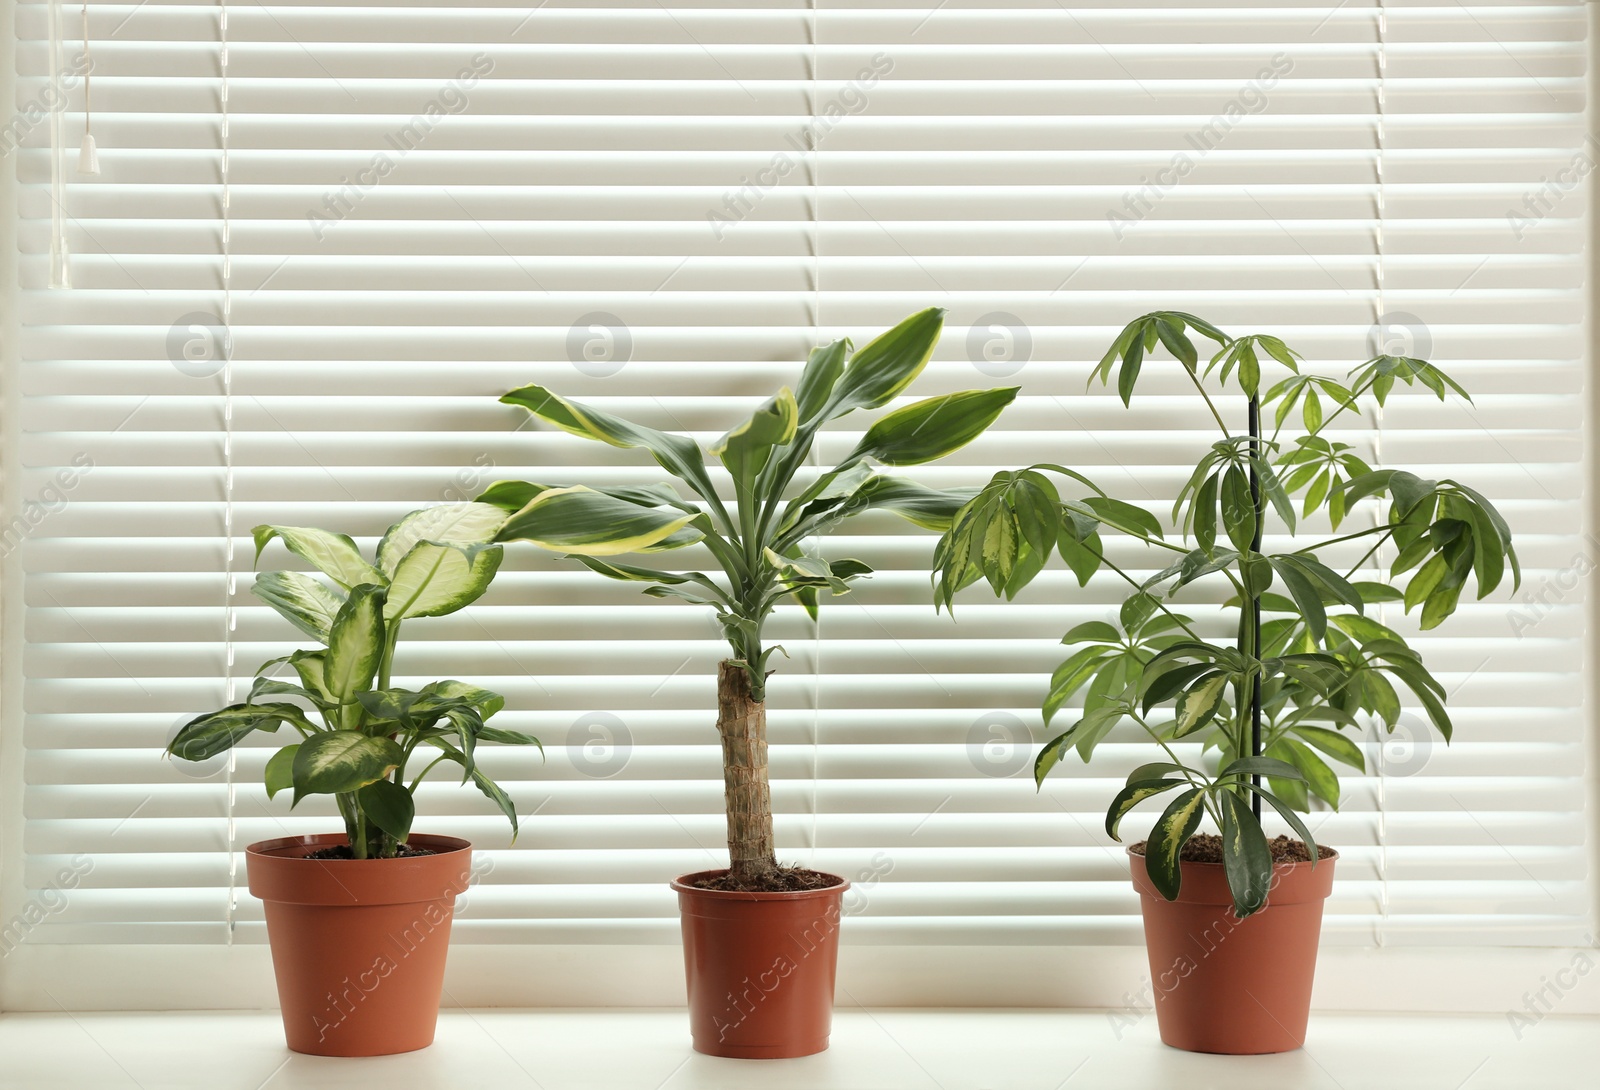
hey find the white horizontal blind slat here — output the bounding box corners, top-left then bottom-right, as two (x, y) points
(5, 0), (1590, 955)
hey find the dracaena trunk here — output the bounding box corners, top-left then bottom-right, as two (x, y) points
(717, 660), (777, 886)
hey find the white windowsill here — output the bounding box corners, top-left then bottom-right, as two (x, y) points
(0, 1009), (1591, 1089)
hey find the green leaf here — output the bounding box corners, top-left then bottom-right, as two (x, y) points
(1083, 496), (1164, 541)
(1144, 788), (1208, 901)
(1293, 725), (1367, 771)
(795, 339), (850, 422)
(324, 584), (386, 709)
(499, 485), (701, 556)
(499, 383), (721, 507)
(292, 731), (405, 795)
(1056, 523), (1103, 586)
(251, 570), (346, 643)
(1220, 755), (1304, 780)
(819, 307), (946, 419)
(427, 737), (523, 839)
(1106, 778), (1187, 841)
(383, 541), (503, 621)
(711, 387), (799, 489)
(358, 778), (416, 840)
(265, 744), (299, 799)
(1272, 737), (1340, 808)
(1269, 556), (1327, 641)
(1250, 787), (1320, 865)
(1117, 336), (1145, 406)
(848, 387), (1018, 466)
(1218, 791), (1274, 917)
(1222, 465), (1256, 554)
(168, 704), (290, 763)
(1064, 621), (1122, 645)
(1153, 318), (1198, 370)
(253, 525), (384, 591)
(1120, 592), (1159, 633)
(1192, 473), (1218, 552)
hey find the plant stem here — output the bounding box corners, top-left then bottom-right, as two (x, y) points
(1344, 528), (1396, 580)
(378, 619), (400, 691)
(717, 659), (776, 886)
(1184, 368), (1233, 437)
(1093, 551), (1204, 641)
(1291, 524), (1392, 555)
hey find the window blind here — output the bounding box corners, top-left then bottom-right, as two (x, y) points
(5, 0), (1590, 962)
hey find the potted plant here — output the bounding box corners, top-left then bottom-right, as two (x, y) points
(167, 502), (540, 1057)
(475, 308), (1017, 1057)
(931, 312), (1517, 1054)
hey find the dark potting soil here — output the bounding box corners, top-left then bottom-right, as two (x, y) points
(690, 865), (841, 893)
(1128, 833), (1335, 864)
(303, 844), (438, 861)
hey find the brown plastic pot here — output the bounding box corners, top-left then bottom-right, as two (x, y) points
(246, 833), (472, 1057)
(1128, 846), (1337, 1054)
(671, 869), (849, 1058)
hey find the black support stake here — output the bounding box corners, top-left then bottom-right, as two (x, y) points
(1247, 394), (1264, 820)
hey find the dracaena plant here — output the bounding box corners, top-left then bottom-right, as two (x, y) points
(167, 503), (542, 859)
(932, 311), (1518, 916)
(475, 308), (1017, 889)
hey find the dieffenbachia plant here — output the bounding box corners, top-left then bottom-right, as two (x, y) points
(932, 311), (1517, 915)
(478, 308), (1018, 889)
(167, 503), (541, 859)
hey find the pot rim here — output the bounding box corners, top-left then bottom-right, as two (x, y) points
(671, 868), (849, 900)
(1124, 844), (1339, 869)
(246, 832), (473, 861)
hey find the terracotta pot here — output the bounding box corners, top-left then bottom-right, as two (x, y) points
(246, 833), (472, 1057)
(1128, 846), (1338, 1054)
(671, 869), (849, 1058)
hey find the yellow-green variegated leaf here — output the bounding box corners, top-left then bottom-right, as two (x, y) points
(377, 503), (510, 576)
(383, 542), (503, 621)
(324, 585), (386, 708)
(1144, 787), (1208, 900)
(1172, 674), (1229, 737)
(1104, 778), (1187, 842)
(251, 570), (346, 643)
(253, 525), (383, 590)
(499, 384), (719, 505)
(848, 387), (1018, 466)
(475, 480), (554, 513)
(292, 731), (405, 795)
(839, 477), (978, 532)
(167, 703), (293, 763)
(819, 307), (946, 419)
(499, 485), (700, 556)
(711, 387), (798, 489)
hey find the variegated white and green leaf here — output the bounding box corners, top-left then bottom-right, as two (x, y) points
(377, 502), (510, 576)
(253, 525), (383, 590)
(499, 486), (701, 556)
(324, 584), (386, 710)
(251, 570), (346, 643)
(292, 730), (404, 795)
(384, 541), (503, 620)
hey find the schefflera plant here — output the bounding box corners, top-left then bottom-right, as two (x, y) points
(167, 503), (541, 859)
(932, 311), (1518, 915)
(476, 308), (1018, 889)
